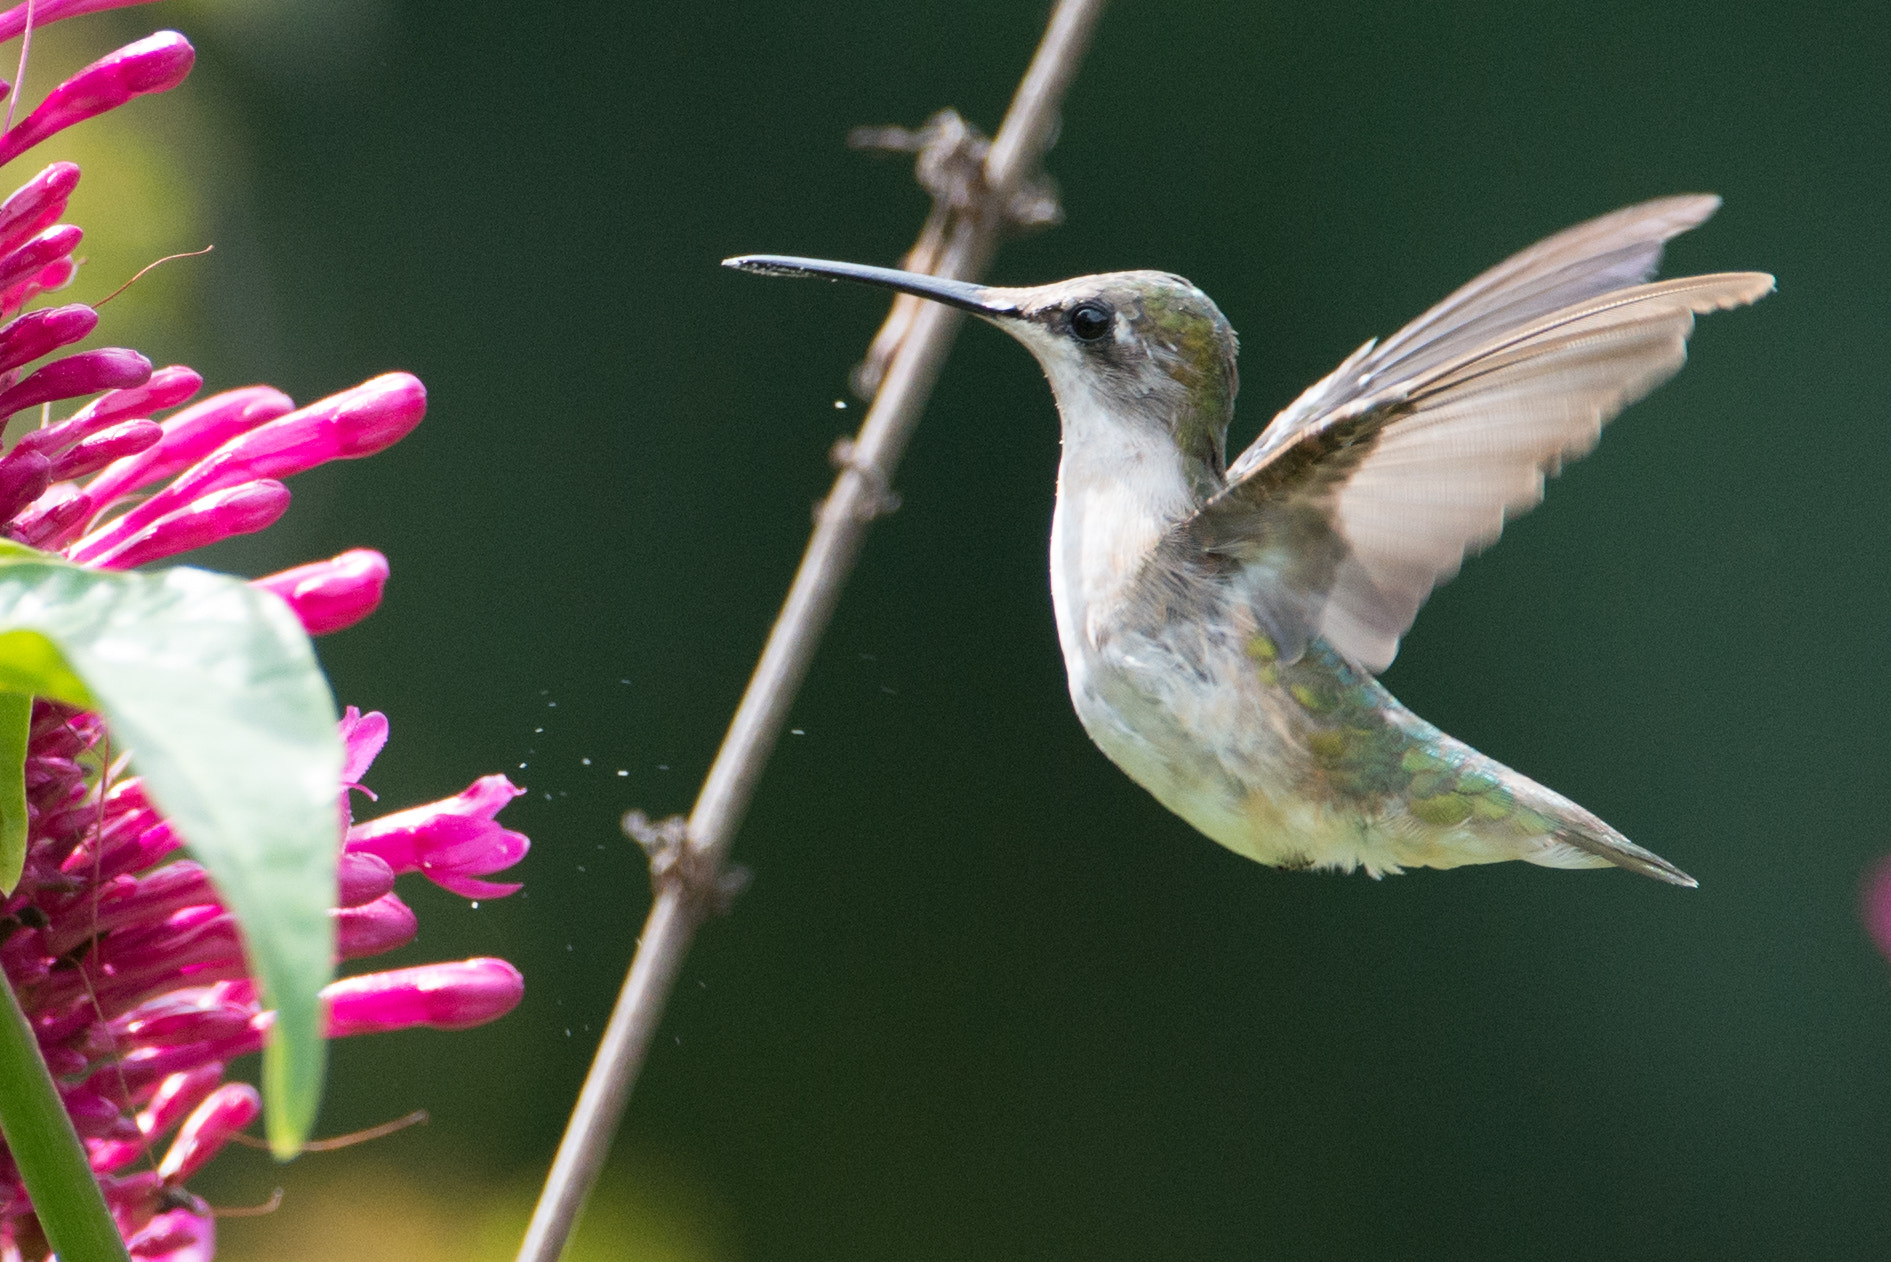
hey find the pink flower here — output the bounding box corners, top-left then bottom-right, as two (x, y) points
(345, 776), (531, 899)
(67, 372), (428, 567)
(324, 959), (525, 1037)
(0, 30), (193, 168)
(0, 705), (528, 1256)
(251, 549), (389, 636)
(0, 6), (529, 1257)
(1863, 858), (1891, 963)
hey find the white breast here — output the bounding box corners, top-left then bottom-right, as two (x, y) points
(1045, 382), (1201, 757)
(1050, 416), (1189, 641)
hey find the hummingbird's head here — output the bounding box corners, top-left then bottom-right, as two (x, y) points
(724, 255), (1240, 489)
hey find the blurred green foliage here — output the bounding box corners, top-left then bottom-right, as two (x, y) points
(207, 1155), (734, 1261)
(32, 0), (1891, 1257)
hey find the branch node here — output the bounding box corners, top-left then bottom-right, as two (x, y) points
(622, 811), (747, 917)
(848, 108), (1062, 232)
(816, 437), (900, 522)
(848, 108), (1064, 397)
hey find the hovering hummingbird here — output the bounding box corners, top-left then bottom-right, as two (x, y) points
(727, 197), (1770, 885)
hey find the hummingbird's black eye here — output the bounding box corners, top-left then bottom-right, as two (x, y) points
(1068, 302), (1112, 342)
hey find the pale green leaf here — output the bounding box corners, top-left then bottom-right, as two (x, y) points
(0, 692), (31, 894)
(0, 631), (92, 707)
(0, 553), (340, 1157)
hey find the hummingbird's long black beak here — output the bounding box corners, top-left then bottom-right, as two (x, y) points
(722, 254), (1020, 319)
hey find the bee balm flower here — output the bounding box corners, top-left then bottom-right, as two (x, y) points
(0, 6), (529, 1257)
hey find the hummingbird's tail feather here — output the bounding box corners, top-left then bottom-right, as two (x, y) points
(1175, 641), (1703, 888)
(1504, 773), (1698, 887)
(1549, 826), (1697, 888)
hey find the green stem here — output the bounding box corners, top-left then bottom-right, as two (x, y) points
(0, 971), (130, 1262)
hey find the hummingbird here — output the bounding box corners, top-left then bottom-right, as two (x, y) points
(727, 196), (1770, 885)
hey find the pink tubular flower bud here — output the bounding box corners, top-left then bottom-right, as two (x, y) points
(75, 373), (424, 560)
(113, 1028), (264, 1097)
(323, 958), (525, 1037)
(0, 0), (165, 43)
(54, 362), (202, 434)
(0, 222), (80, 293)
(0, 448), (50, 521)
(79, 818), (181, 885)
(58, 907), (246, 1012)
(110, 989), (251, 1050)
(336, 850), (396, 908)
(253, 548), (389, 635)
(88, 1138), (142, 1176)
(0, 32), (195, 168)
(51, 418), (162, 479)
(0, 302), (94, 377)
(48, 794), (156, 872)
(333, 372), (428, 457)
(345, 774), (529, 898)
(81, 383), (292, 509)
(29, 701), (92, 752)
(187, 371), (425, 477)
(54, 784), (163, 875)
(2, 254), (78, 316)
(85, 478), (290, 570)
(123, 1206), (214, 1262)
(138, 1063), (226, 1141)
(10, 483), (91, 548)
(0, 345), (151, 418)
(26, 751), (81, 791)
(156, 1082), (257, 1182)
(335, 891), (417, 959)
(63, 1084), (140, 1139)
(45, 860), (213, 956)
(213, 370), (424, 468)
(339, 705), (390, 788)
(0, 161), (79, 255)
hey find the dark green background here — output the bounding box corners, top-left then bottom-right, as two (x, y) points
(103, 0), (1891, 1255)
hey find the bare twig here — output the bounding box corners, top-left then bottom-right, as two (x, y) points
(848, 108), (1064, 397)
(512, 3), (1107, 1259)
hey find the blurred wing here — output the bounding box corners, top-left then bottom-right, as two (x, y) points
(1227, 195), (1727, 483)
(1186, 270), (1773, 673)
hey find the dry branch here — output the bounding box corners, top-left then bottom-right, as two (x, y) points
(513, 4), (1107, 1257)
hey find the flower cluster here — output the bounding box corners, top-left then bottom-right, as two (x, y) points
(4, 704), (526, 1260)
(0, 7), (528, 1259)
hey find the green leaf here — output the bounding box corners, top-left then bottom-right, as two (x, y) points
(0, 692), (32, 893)
(0, 971), (131, 1262)
(0, 552), (341, 1157)
(0, 630), (93, 706)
